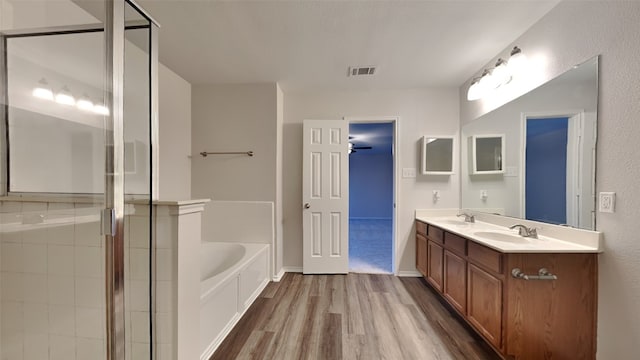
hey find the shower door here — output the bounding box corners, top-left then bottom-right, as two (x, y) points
(0, 1), (158, 359)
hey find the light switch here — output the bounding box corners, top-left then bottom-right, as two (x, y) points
(402, 168), (416, 178)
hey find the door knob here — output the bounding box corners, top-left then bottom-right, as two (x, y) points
(304, 203), (311, 209)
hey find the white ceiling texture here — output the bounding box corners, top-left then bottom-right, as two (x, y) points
(137, 0), (560, 92)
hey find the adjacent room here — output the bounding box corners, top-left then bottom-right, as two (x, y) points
(0, 1), (639, 359)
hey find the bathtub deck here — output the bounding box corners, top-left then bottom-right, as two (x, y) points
(209, 273), (500, 360)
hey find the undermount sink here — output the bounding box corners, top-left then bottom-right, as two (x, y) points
(473, 231), (530, 243)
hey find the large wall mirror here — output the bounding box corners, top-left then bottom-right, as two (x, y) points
(461, 56), (598, 230)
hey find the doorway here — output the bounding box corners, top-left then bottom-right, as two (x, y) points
(348, 121), (395, 274)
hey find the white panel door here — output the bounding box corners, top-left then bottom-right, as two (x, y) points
(302, 119), (349, 274)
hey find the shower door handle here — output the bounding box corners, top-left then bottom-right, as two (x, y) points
(304, 203), (311, 209)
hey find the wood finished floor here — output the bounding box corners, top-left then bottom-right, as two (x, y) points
(210, 273), (501, 360)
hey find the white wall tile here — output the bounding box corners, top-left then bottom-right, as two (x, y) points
(131, 342), (150, 359)
(49, 305), (76, 336)
(50, 335), (77, 360)
(74, 221), (101, 247)
(154, 216), (174, 249)
(77, 337), (104, 359)
(156, 342), (174, 360)
(47, 245), (75, 275)
(22, 202), (47, 213)
(1, 229), (23, 243)
(48, 202), (75, 213)
(155, 281), (173, 313)
(1, 328), (24, 359)
(75, 307), (104, 339)
(22, 228), (48, 244)
(22, 243), (48, 274)
(155, 312), (173, 344)
(130, 311), (150, 343)
(23, 332), (48, 360)
(48, 276), (75, 305)
(129, 249), (149, 281)
(1, 273), (23, 301)
(74, 246), (102, 278)
(155, 249), (173, 281)
(1, 301), (23, 331)
(75, 277), (103, 308)
(48, 224), (75, 246)
(23, 303), (48, 333)
(129, 216), (151, 249)
(22, 274), (47, 303)
(1, 242), (23, 272)
(0, 201), (23, 213)
(129, 280), (149, 312)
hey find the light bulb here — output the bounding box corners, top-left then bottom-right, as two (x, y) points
(492, 58), (511, 87)
(466, 77), (483, 101)
(92, 104), (110, 115)
(76, 94), (94, 111)
(32, 78), (54, 100)
(55, 86), (76, 106)
(479, 69), (499, 90)
(508, 46), (527, 74)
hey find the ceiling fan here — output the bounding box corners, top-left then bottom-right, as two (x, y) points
(348, 140), (372, 154)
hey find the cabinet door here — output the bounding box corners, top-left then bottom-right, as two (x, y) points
(416, 234), (427, 276)
(426, 241), (444, 292)
(467, 264), (502, 349)
(444, 250), (466, 314)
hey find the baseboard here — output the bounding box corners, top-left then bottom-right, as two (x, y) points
(273, 267), (286, 282)
(397, 270), (423, 277)
(282, 266), (303, 273)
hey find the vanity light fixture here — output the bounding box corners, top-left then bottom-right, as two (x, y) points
(76, 93), (94, 111)
(466, 46), (525, 101)
(32, 78), (54, 100)
(92, 104), (110, 115)
(55, 85), (76, 106)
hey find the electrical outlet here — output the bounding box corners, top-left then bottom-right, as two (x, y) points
(402, 168), (416, 178)
(598, 192), (616, 213)
(480, 190), (488, 201)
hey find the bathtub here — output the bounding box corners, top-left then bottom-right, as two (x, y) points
(199, 242), (270, 360)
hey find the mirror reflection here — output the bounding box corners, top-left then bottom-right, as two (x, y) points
(461, 56), (598, 230)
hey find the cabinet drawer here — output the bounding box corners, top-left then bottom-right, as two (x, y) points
(416, 221), (427, 236)
(468, 242), (503, 274)
(428, 225), (444, 244)
(445, 232), (466, 255)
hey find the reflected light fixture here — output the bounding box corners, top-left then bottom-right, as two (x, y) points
(491, 58), (511, 86)
(92, 104), (110, 115)
(76, 93), (94, 111)
(55, 85), (76, 105)
(508, 46), (527, 73)
(32, 78), (54, 100)
(466, 77), (483, 101)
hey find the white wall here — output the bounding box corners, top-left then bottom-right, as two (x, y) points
(283, 89), (459, 272)
(158, 64), (192, 200)
(458, 2), (640, 358)
(191, 83), (283, 275)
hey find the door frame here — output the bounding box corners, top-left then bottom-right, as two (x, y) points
(520, 110), (584, 227)
(344, 116), (399, 275)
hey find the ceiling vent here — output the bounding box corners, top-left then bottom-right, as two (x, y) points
(348, 66), (377, 77)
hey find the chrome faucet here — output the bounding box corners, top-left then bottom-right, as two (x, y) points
(457, 213), (475, 223)
(509, 224), (538, 238)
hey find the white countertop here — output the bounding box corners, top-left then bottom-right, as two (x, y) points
(416, 214), (602, 253)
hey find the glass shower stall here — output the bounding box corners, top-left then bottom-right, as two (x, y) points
(0, 0), (158, 358)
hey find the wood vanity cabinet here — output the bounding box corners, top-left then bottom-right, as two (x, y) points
(416, 222), (428, 276)
(415, 220), (598, 360)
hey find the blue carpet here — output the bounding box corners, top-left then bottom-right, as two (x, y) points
(349, 218), (393, 274)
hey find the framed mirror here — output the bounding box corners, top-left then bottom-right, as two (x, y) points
(422, 136), (454, 175)
(469, 134), (505, 174)
(461, 56), (598, 230)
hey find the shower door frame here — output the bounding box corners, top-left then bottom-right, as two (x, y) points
(0, 1), (160, 359)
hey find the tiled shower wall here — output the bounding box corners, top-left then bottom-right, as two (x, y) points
(0, 199), (162, 360)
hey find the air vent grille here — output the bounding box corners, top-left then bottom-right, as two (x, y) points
(348, 66), (377, 77)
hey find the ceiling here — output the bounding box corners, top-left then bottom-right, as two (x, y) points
(133, 0), (560, 92)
